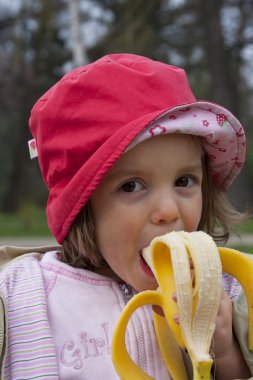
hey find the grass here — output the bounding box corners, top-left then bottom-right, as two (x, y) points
(0, 205), (51, 236)
(228, 245), (253, 255)
(229, 217), (253, 253)
(233, 217), (253, 234)
(0, 205), (252, 241)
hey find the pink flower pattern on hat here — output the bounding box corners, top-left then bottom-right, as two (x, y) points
(216, 114), (228, 126)
(149, 125), (167, 137)
(129, 103), (246, 190)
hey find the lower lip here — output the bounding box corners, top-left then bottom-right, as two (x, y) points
(139, 255), (155, 277)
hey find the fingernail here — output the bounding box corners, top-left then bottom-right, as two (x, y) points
(172, 292), (177, 301)
(173, 315), (179, 324)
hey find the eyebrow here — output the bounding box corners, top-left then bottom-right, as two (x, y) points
(107, 162), (203, 180)
(179, 163), (203, 172)
(106, 168), (146, 181)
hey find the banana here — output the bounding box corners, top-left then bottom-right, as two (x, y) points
(142, 231), (222, 380)
(111, 231), (253, 380)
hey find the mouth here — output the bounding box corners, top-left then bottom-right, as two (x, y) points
(139, 250), (154, 277)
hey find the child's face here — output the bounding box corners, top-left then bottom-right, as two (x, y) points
(91, 134), (203, 291)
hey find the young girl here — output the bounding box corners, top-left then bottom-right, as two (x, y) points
(0, 53), (252, 379)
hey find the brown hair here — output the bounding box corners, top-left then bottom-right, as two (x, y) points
(61, 201), (107, 269)
(198, 154), (247, 241)
(61, 153), (246, 269)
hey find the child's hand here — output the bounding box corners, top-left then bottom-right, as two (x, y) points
(153, 287), (250, 379)
(211, 290), (251, 379)
(211, 289), (233, 359)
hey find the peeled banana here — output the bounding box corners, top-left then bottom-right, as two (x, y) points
(143, 231), (222, 380)
(111, 231), (253, 380)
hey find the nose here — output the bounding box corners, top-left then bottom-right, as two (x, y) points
(149, 190), (180, 226)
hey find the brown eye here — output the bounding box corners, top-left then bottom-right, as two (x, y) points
(175, 176), (193, 187)
(120, 181), (144, 192)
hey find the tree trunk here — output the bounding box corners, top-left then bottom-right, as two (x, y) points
(197, 0), (234, 107)
(67, 0), (89, 66)
(197, 0), (251, 205)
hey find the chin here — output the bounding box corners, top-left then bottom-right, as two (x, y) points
(135, 282), (158, 293)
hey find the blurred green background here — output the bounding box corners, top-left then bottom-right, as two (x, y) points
(0, 0), (252, 250)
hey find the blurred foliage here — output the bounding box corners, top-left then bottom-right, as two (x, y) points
(233, 217), (253, 234)
(0, 0), (70, 212)
(0, 204), (51, 236)
(230, 245), (253, 254)
(0, 0), (253, 232)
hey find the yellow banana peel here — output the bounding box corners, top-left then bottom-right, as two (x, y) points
(218, 246), (253, 350)
(111, 231), (253, 380)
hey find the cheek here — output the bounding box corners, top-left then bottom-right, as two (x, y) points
(185, 193), (203, 230)
(194, 193), (203, 227)
(93, 208), (132, 252)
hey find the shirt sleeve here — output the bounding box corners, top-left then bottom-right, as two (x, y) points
(222, 272), (242, 300)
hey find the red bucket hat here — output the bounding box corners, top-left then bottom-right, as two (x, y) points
(29, 53), (246, 243)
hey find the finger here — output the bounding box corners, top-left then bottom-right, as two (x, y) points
(216, 289), (232, 317)
(173, 314), (180, 324)
(172, 292), (177, 302)
(220, 289), (230, 301)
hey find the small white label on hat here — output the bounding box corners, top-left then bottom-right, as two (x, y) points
(28, 139), (38, 159)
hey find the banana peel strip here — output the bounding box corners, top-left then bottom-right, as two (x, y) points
(218, 246), (253, 350)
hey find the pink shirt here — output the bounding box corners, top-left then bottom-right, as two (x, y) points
(40, 251), (171, 379)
